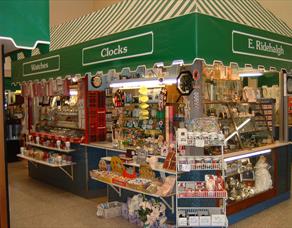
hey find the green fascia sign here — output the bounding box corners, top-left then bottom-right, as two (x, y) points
(196, 14), (292, 70)
(232, 30), (292, 63)
(12, 14), (196, 83)
(82, 32), (153, 66)
(11, 13), (292, 83)
(23, 55), (60, 76)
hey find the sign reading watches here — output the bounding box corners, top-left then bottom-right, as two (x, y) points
(232, 30), (292, 63)
(23, 55), (60, 77)
(82, 32), (153, 66)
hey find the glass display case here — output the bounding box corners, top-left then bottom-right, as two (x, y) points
(204, 100), (275, 153)
(202, 64), (275, 154)
(224, 151), (276, 215)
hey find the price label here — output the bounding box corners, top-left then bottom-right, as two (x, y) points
(189, 216), (199, 226)
(178, 218), (188, 226)
(195, 139), (205, 147)
(181, 164), (191, 172)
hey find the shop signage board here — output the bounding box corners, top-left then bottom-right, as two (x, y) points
(82, 32), (153, 66)
(11, 13), (292, 83)
(232, 30), (292, 63)
(197, 14), (292, 70)
(23, 55), (60, 76)
(12, 14), (196, 83)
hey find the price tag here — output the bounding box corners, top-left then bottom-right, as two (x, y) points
(181, 164), (191, 172)
(189, 216), (199, 226)
(195, 139), (205, 147)
(178, 218), (188, 226)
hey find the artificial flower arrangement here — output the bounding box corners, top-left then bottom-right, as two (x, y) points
(128, 194), (167, 228)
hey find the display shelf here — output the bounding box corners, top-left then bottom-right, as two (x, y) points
(56, 112), (78, 116)
(55, 121), (84, 130)
(26, 142), (75, 153)
(90, 173), (175, 213)
(177, 191), (227, 199)
(177, 163), (223, 172)
(17, 154), (75, 180)
(30, 131), (83, 143)
(17, 154), (75, 167)
(177, 207), (228, 227)
(223, 142), (289, 159)
(85, 142), (168, 160)
(101, 157), (176, 174)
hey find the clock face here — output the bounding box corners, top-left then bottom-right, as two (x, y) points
(177, 71), (194, 95)
(91, 75), (102, 88)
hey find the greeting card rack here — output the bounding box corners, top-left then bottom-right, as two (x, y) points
(175, 129), (228, 227)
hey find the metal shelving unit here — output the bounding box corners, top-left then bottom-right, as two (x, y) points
(175, 130), (228, 227)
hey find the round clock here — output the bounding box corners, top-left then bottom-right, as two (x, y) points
(91, 75), (102, 88)
(177, 71), (194, 95)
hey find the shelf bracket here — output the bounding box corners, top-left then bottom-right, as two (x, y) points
(59, 165), (74, 180)
(159, 195), (175, 214)
(28, 160), (38, 168)
(109, 184), (122, 197)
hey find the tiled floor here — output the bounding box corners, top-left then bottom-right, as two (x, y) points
(8, 161), (292, 228)
(8, 161), (137, 228)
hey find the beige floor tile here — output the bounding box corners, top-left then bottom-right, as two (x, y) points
(9, 161), (292, 227)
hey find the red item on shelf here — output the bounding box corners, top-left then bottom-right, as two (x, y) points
(112, 177), (128, 187)
(122, 169), (137, 179)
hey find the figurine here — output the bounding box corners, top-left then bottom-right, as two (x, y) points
(254, 156), (272, 193)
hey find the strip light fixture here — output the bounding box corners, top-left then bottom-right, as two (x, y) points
(224, 149), (272, 162)
(109, 78), (177, 89)
(239, 71), (263, 77)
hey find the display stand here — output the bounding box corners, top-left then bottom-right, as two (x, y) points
(176, 133), (228, 227)
(17, 154), (75, 180)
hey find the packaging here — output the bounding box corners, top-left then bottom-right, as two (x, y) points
(211, 214), (226, 226)
(96, 201), (122, 218)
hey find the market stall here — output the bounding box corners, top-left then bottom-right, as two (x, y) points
(11, 0), (292, 226)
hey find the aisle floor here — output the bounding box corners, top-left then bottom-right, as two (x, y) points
(8, 161), (136, 228)
(8, 161), (292, 228)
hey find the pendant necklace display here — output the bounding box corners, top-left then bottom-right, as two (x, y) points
(113, 89), (125, 107)
(158, 88), (167, 111)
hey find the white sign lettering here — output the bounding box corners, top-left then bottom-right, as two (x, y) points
(248, 38), (285, 56)
(100, 45), (128, 58)
(31, 62), (49, 71)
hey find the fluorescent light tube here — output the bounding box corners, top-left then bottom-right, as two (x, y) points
(69, 90), (78, 96)
(224, 149), (271, 162)
(239, 72), (263, 77)
(109, 78), (177, 88)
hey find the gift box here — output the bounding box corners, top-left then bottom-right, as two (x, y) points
(211, 214), (226, 226)
(96, 201), (122, 218)
(112, 177), (128, 187)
